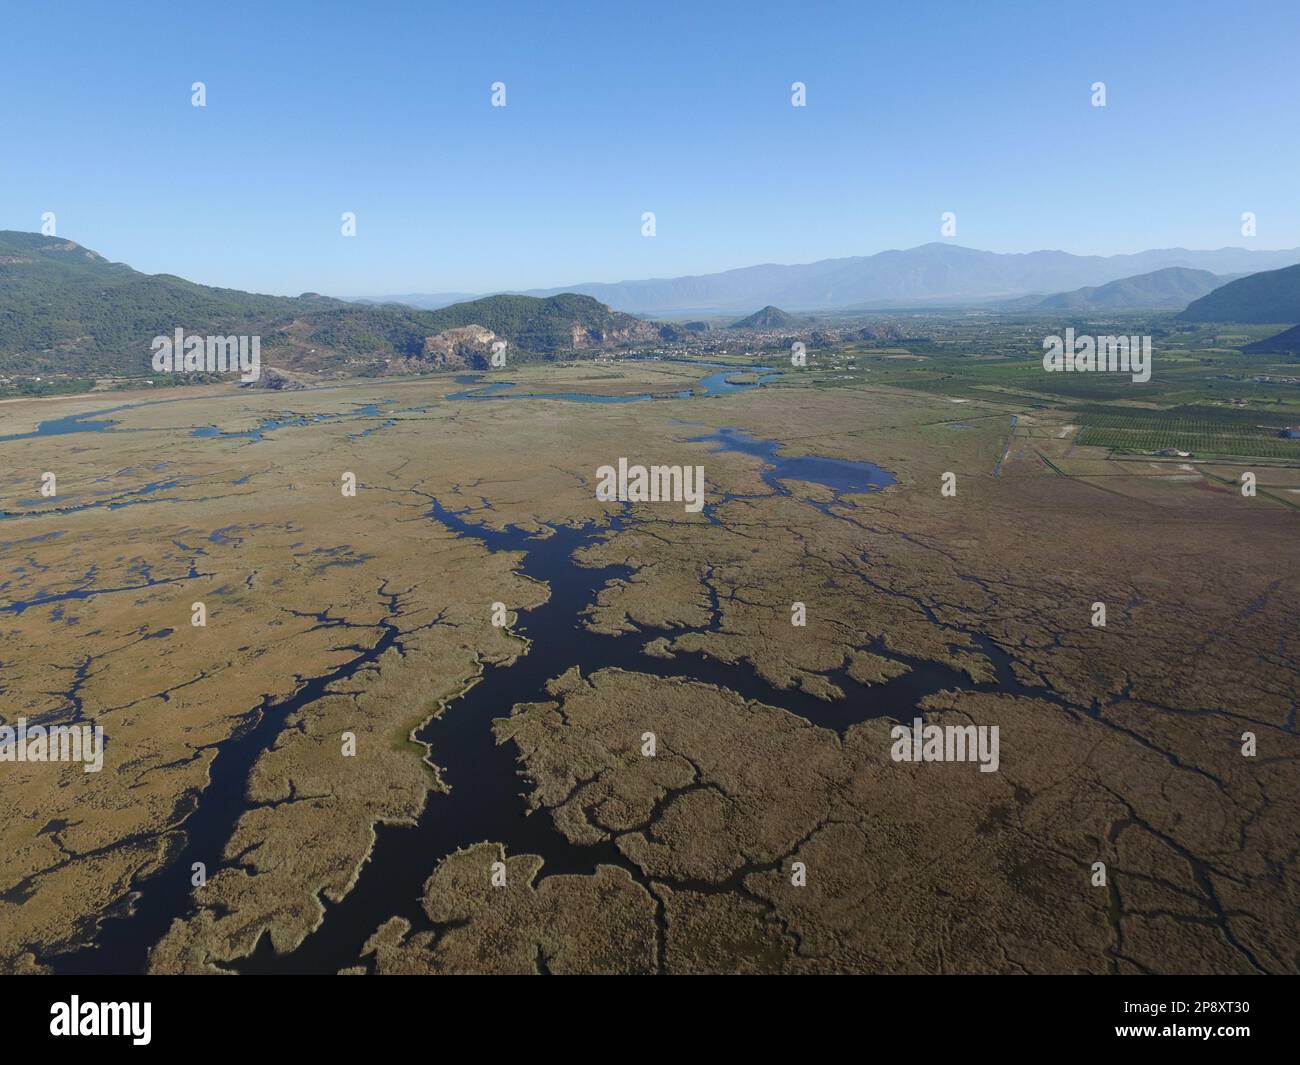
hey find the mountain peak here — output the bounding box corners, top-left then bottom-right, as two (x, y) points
(727, 305), (804, 329)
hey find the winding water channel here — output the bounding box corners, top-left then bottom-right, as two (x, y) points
(1, 361), (781, 446)
(46, 476), (1048, 974)
(25, 364), (1055, 973)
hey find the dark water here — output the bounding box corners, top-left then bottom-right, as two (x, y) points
(696, 368), (783, 394)
(192, 418), (306, 440)
(0, 398), (399, 446)
(0, 394), (241, 443)
(0, 404), (136, 442)
(692, 426), (896, 499)
(448, 364), (779, 403)
(10, 387), (1055, 974)
(41, 470), (1063, 974)
(1, 557), (207, 617)
(447, 381), (684, 403)
(231, 500), (1035, 974)
(46, 591), (409, 973)
(2, 365), (779, 446)
(1, 480), (183, 523)
(191, 403), (395, 442)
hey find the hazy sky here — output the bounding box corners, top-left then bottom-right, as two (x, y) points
(2, 0), (1296, 297)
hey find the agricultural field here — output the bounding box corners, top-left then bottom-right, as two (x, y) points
(1075, 427), (1300, 461)
(802, 317), (1300, 463)
(1073, 407), (1300, 461)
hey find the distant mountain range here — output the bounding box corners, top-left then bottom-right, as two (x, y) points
(1179, 263), (1300, 323)
(353, 292), (480, 311)
(376, 243), (1300, 314)
(0, 232), (661, 377)
(5, 230), (1299, 383)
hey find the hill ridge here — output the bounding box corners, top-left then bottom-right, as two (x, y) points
(0, 231), (659, 378)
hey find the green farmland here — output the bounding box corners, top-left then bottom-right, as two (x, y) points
(1073, 405), (1300, 460)
(1076, 425), (1300, 460)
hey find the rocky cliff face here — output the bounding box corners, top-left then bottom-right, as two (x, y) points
(250, 366), (308, 390)
(569, 320), (664, 348)
(420, 325), (499, 369)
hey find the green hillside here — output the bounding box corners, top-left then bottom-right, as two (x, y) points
(1242, 324), (1300, 354)
(0, 232), (659, 378)
(1179, 263), (1300, 323)
(0, 232), (320, 373)
(1033, 267), (1227, 312)
(417, 292), (655, 351)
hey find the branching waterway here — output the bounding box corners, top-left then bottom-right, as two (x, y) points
(12, 364), (1075, 974)
(0, 361), (782, 448)
(236, 498), (1036, 975)
(19, 367), (1053, 975)
(43, 435), (1054, 974)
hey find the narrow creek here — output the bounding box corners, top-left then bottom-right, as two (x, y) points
(46, 591), (410, 974)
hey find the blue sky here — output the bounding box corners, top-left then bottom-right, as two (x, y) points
(1, 0), (1296, 296)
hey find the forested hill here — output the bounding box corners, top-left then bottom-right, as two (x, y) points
(0, 232), (663, 377)
(1179, 263), (1300, 323)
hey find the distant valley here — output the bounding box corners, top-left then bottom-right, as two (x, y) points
(4, 231), (1300, 398)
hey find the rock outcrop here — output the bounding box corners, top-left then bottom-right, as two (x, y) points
(420, 325), (499, 369)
